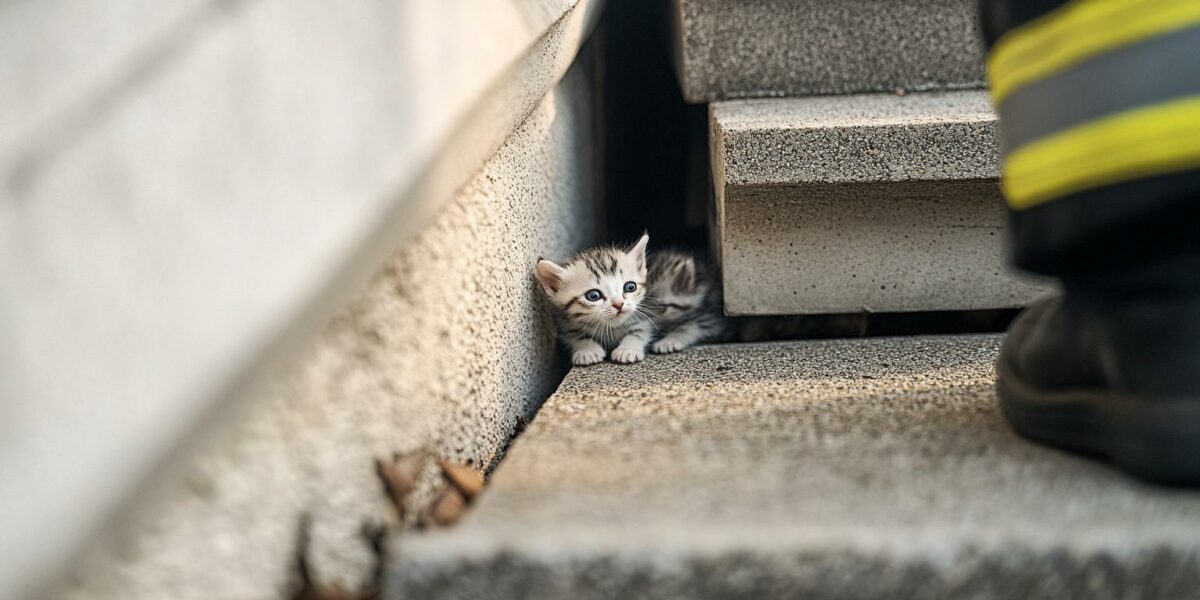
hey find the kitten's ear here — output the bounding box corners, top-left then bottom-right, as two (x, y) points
(670, 257), (696, 293)
(629, 232), (650, 272)
(534, 259), (566, 295)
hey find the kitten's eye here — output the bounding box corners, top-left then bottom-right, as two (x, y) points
(584, 289), (603, 302)
(623, 281), (637, 293)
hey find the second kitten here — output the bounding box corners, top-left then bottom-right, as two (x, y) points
(647, 249), (727, 354)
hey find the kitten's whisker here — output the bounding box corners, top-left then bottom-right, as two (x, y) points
(633, 308), (661, 334)
(587, 314), (605, 343)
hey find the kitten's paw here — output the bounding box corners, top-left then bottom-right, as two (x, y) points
(572, 347), (606, 366)
(651, 338), (686, 354)
(610, 345), (645, 364)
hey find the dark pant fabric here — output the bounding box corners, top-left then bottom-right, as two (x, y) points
(979, 0), (1200, 291)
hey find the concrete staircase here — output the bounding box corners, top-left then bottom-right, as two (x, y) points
(387, 338), (1200, 598)
(374, 3), (1200, 595)
(712, 91), (1050, 315)
(685, 0), (1051, 316)
(379, 3), (1198, 599)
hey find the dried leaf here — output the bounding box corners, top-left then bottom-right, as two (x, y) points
(438, 459), (485, 499)
(430, 487), (468, 526)
(375, 449), (427, 519)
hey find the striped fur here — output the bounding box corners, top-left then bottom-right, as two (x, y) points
(646, 249), (728, 354)
(535, 234), (655, 366)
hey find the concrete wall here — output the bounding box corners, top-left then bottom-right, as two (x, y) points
(49, 56), (598, 600)
(1, 1), (600, 597)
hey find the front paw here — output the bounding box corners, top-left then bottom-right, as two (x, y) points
(651, 337), (686, 354)
(572, 347), (606, 366)
(610, 345), (645, 364)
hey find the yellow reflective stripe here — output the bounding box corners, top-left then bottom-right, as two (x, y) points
(1004, 95), (1200, 209)
(989, 0), (1200, 105)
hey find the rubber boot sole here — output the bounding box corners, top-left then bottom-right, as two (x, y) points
(997, 354), (1200, 485)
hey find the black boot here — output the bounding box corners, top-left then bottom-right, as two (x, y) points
(997, 292), (1200, 484)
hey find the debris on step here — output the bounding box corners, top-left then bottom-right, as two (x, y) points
(439, 459), (485, 499)
(374, 449), (428, 520)
(427, 487), (469, 527)
(421, 460), (487, 526)
(375, 449), (487, 529)
(388, 338), (1200, 598)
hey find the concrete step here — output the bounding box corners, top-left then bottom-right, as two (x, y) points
(387, 337), (1200, 599)
(671, 0), (985, 103)
(711, 90), (1052, 316)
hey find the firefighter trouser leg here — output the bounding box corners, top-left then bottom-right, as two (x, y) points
(981, 0), (1200, 289)
(982, 0), (1200, 484)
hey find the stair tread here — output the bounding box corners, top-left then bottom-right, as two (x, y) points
(709, 90), (1045, 315)
(712, 90), (999, 186)
(388, 337), (1200, 598)
(715, 91), (995, 132)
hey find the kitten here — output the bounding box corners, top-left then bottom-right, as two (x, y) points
(535, 233), (655, 366)
(647, 249), (727, 354)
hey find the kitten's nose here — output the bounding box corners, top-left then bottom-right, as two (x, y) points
(612, 299), (625, 312)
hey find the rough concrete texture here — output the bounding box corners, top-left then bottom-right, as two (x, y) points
(721, 181), (1053, 315)
(388, 337), (1200, 599)
(671, 0), (986, 103)
(714, 92), (1000, 186)
(710, 92), (1052, 315)
(48, 53), (597, 600)
(1, 1), (601, 597)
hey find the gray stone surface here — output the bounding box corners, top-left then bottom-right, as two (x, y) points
(1, 1), (601, 598)
(714, 92), (1000, 186)
(672, 0), (986, 103)
(48, 57), (598, 600)
(388, 337), (1200, 599)
(711, 92), (1052, 315)
(0, 0), (202, 156)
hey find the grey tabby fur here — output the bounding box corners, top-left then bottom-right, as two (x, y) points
(646, 248), (728, 354)
(534, 233), (656, 365)
(534, 233), (728, 366)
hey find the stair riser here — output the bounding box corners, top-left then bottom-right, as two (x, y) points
(721, 180), (1049, 315)
(674, 0), (985, 103)
(711, 92), (1055, 315)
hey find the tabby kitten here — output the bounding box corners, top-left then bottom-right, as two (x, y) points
(647, 249), (727, 354)
(535, 233), (655, 366)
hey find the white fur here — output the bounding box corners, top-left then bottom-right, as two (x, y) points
(570, 338), (606, 366)
(651, 321), (704, 354)
(535, 234), (653, 365)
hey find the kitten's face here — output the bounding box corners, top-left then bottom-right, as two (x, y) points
(650, 254), (707, 322)
(535, 234), (649, 326)
(654, 284), (707, 321)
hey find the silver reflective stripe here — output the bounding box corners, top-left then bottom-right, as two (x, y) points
(997, 23), (1200, 156)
